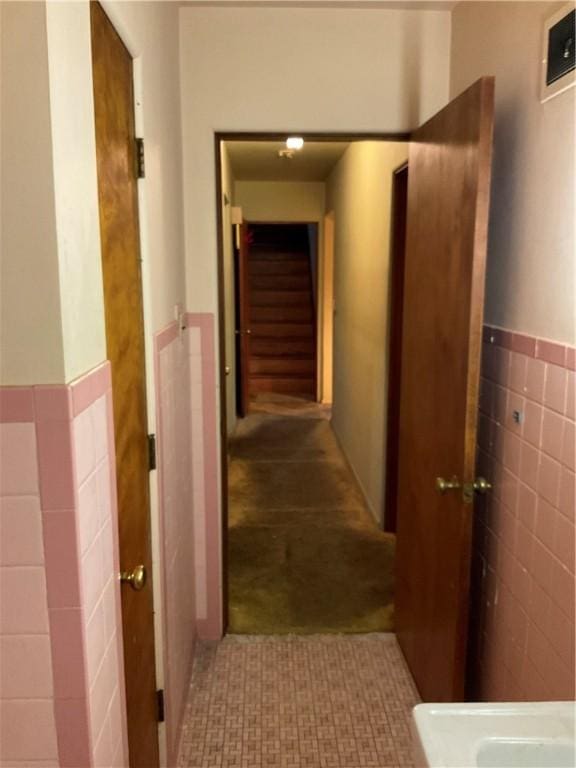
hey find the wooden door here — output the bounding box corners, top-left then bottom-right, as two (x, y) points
(90, 4), (160, 766)
(236, 223), (251, 416)
(395, 77), (495, 702)
(384, 164), (408, 533)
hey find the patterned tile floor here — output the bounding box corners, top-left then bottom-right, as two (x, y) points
(177, 634), (420, 768)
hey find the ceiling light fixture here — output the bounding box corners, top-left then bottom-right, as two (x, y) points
(286, 137), (304, 150)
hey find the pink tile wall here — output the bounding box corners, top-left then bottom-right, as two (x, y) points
(69, 368), (128, 768)
(152, 313), (221, 764)
(0, 364), (128, 768)
(185, 313), (221, 643)
(154, 321), (196, 765)
(0, 404), (58, 768)
(473, 327), (575, 701)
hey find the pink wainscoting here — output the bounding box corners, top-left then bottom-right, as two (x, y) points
(0, 400), (59, 768)
(474, 326), (575, 700)
(152, 313), (221, 764)
(185, 313), (221, 642)
(154, 321), (196, 765)
(69, 366), (128, 768)
(0, 364), (128, 768)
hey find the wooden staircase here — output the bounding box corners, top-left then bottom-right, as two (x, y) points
(247, 226), (316, 397)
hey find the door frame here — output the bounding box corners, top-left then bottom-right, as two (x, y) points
(214, 131), (410, 631)
(383, 162), (409, 533)
(95, 3), (167, 763)
(319, 211), (335, 406)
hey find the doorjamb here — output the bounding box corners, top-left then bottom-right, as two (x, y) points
(383, 161), (409, 534)
(95, 4), (167, 763)
(214, 131), (410, 628)
(319, 211), (335, 405)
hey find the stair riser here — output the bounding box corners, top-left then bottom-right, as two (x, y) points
(249, 261), (309, 276)
(250, 359), (315, 375)
(251, 307), (313, 323)
(250, 291), (311, 307)
(251, 324), (314, 338)
(249, 251), (309, 261)
(251, 340), (315, 356)
(250, 275), (310, 291)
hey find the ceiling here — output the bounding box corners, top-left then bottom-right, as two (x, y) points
(225, 140), (350, 182)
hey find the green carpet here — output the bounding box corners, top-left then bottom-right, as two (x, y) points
(227, 413), (395, 634)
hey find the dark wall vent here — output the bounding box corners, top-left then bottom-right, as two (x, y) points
(546, 9), (575, 86)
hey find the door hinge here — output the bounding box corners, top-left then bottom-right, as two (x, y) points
(148, 433), (157, 471)
(156, 689), (165, 723)
(135, 138), (145, 179)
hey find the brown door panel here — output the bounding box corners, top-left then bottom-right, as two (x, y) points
(90, 3), (159, 765)
(395, 77), (495, 702)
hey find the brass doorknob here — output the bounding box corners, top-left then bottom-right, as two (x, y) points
(473, 477), (492, 494)
(120, 564), (147, 591)
(436, 476), (461, 493)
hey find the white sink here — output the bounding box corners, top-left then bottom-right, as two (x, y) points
(412, 702), (576, 768)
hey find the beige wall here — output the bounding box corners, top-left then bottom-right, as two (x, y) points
(221, 147), (237, 437)
(179, 6), (451, 319)
(235, 181), (326, 224)
(327, 141), (408, 524)
(451, 1), (575, 345)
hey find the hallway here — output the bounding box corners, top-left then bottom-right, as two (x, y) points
(177, 634), (419, 768)
(227, 404), (395, 634)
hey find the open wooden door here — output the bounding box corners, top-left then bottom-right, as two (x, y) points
(91, 4), (160, 765)
(235, 223), (251, 416)
(395, 77), (495, 702)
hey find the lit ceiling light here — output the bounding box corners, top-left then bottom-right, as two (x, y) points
(286, 137), (304, 150)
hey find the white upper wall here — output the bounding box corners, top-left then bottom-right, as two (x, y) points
(1, 0), (186, 386)
(451, 1), (575, 345)
(102, 0), (187, 335)
(1, 1), (66, 385)
(46, 1), (106, 384)
(180, 6), (451, 315)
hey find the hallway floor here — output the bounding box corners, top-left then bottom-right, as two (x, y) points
(227, 404), (395, 634)
(177, 634), (419, 768)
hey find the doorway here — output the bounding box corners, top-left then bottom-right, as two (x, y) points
(217, 135), (408, 635)
(215, 82), (494, 700)
(235, 221), (318, 415)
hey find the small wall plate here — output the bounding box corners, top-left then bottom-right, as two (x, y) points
(540, 3), (576, 103)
